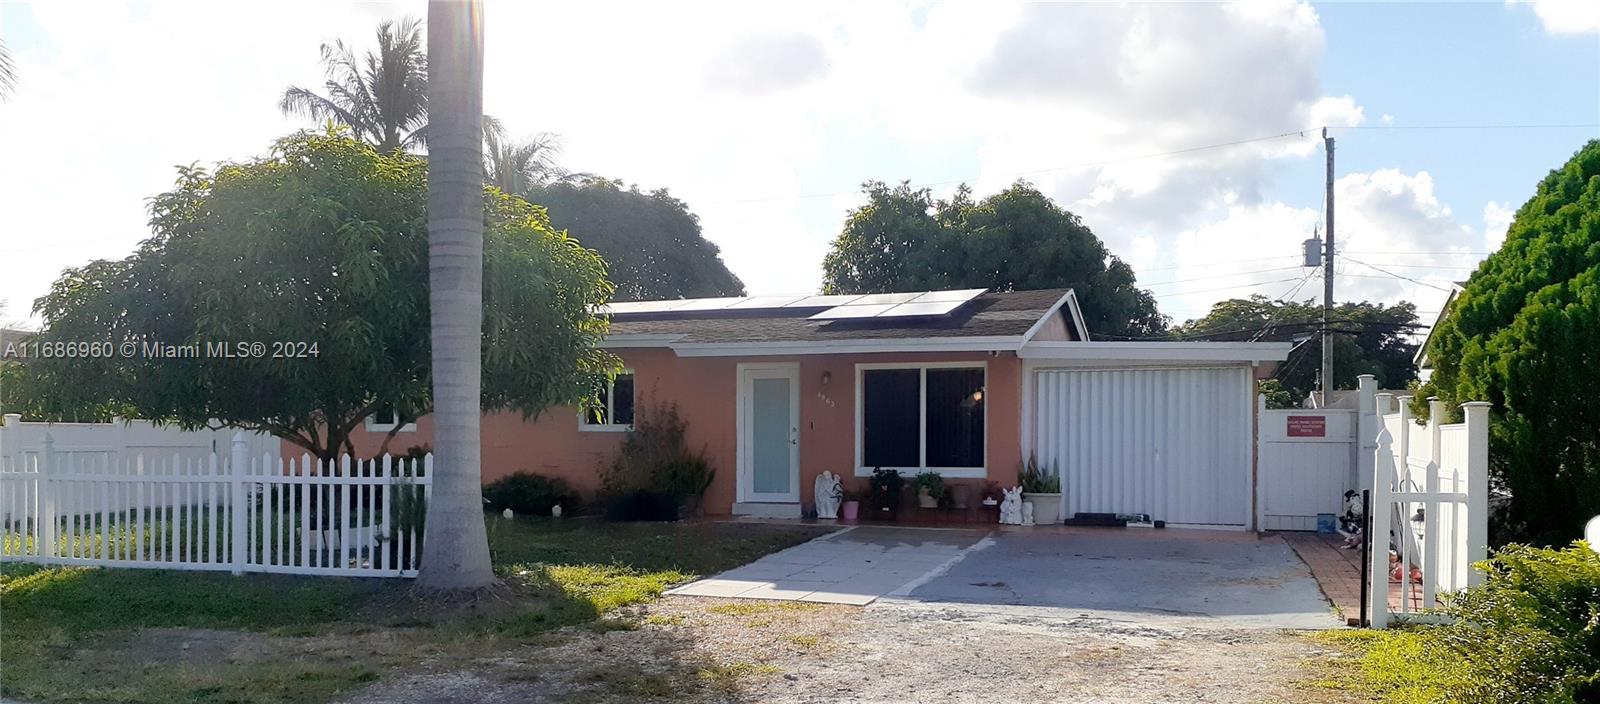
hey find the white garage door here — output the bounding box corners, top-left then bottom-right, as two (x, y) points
(1031, 366), (1252, 527)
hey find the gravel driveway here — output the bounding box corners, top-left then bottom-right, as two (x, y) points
(343, 593), (1358, 703)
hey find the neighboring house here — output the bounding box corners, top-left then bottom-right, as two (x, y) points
(338, 287), (1291, 529)
(1412, 281), (1466, 380)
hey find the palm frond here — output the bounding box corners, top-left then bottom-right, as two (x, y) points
(280, 17), (427, 152)
(0, 39), (17, 101)
(279, 86), (366, 132)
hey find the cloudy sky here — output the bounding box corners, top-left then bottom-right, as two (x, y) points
(2, 0), (1597, 330)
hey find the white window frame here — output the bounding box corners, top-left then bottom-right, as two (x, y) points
(854, 361), (987, 479)
(580, 369), (635, 432)
(365, 405), (416, 434)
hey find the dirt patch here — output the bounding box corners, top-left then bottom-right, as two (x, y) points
(336, 596), (1370, 704)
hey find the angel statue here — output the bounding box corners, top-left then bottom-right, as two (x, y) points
(814, 471), (843, 519)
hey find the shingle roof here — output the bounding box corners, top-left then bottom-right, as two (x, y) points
(606, 288), (1070, 344)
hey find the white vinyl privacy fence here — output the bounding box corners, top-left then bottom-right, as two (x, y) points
(0, 433), (430, 577)
(1368, 395), (1490, 628)
(0, 413), (280, 470)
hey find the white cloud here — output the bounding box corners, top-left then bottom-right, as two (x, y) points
(1157, 170), (1485, 323)
(1483, 201), (1515, 250)
(0, 0), (1407, 329)
(1511, 0), (1600, 35)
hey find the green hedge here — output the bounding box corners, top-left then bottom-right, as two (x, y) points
(1338, 543), (1600, 703)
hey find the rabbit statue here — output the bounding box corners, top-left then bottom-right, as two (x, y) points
(999, 486), (1024, 525)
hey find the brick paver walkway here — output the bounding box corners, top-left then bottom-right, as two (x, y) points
(1281, 532), (1423, 625)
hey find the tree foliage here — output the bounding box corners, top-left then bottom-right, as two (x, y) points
(279, 18), (429, 153)
(820, 181), (1165, 336)
(484, 121), (568, 195)
(13, 130), (615, 459)
(1418, 139), (1600, 545)
(525, 178), (746, 301)
(1175, 295), (1420, 401)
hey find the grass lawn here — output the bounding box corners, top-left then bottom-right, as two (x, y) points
(1297, 629), (1467, 703)
(0, 517), (831, 704)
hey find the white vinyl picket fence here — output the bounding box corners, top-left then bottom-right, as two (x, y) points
(0, 433), (430, 577)
(1368, 395), (1490, 628)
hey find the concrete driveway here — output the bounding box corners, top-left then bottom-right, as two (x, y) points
(898, 526), (1339, 629)
(673, 523), (1337, 630)
(668, 526), (986, 605)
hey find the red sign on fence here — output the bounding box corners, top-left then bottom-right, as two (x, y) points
(1286, 415), (1326, 437)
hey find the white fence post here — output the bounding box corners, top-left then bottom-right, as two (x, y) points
(40, 432), (57, 561)
(1423, 397), (1447, 608)
(0, 413), (15, 468)
(1369, 425), (1394, 629)
(1356, 375), (1377, 492)
(1463, 401), (1491, 587)
(229, 433), (248, 575)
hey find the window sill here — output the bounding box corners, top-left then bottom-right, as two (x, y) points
(366, 423), (417, 434)
(854, 467), (987, 479)
(579, 424), (633, 433)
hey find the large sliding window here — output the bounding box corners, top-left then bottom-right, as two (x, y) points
(858, 363), (985, 477)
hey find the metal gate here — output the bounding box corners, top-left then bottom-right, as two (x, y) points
(1030, 366), (1253, 527)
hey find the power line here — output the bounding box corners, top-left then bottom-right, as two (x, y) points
(1341, 256), (1455, 292)
(1133, 255), (1299, 273)
(1151, 275), (1305, 299)
(1340, 250), (1492, 256)
(1356, 262), (1480, 272)
(1250, 269), (1323, 341)
(1341, 123), (1600, 131)
(728, 128), (1315, 204)
(1140, 265), (1306, 287)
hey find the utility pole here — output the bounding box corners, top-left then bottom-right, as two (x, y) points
(1320, 127), (1336, 407)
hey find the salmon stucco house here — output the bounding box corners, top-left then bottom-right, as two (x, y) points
(342, 288), (1292, 529)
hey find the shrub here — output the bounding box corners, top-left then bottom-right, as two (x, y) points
(483, 472), (580, 517)
(1337, 543), (1600, 704)
(599, 402), (715, 519)
(603, 491), (681, 522)
(1018, 453), (1060, 493)
(868, 468), (904, 519)
(1437, 543), (1600, 703)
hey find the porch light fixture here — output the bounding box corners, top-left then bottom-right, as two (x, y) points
(821, 371), (832, 385)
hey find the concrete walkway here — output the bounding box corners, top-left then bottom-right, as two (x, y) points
(667, 526), (988, 605)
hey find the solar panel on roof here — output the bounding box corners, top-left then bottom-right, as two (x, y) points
(601, 300), (683, 315)
(849, 292), (923, 305)
(807, 287), (986, 321)
(908, 288), (987, 303)
(604, 288), (989, 320)
(664, 297), (745, 312)
(880, 300), (966, 318)
(786, 294), (864, 308)
(727, 295), (808, 309)
(808, 303), (899, 320)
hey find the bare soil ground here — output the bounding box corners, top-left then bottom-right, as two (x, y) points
(335, 596), (1370, 704)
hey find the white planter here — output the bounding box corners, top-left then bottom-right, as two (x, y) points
(917, 488), (939, 509)
(1022, 492), (1062, 525)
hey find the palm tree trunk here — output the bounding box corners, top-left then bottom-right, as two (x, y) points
(418, 0), (494, 590)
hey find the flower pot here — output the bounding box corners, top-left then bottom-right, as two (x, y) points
(1022, 492), (1062, 525)
(841, 501), (859, 521)
(917, 487), (938, 509)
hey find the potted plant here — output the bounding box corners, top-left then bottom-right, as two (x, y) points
(869, 468), (904, 520)
(913, 471), (946, 509)
(1019, 453), (1063, 525)
(840, 488), (861, 521)
(979, 481), (1004, 507)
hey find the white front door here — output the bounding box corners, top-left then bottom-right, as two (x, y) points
(738, 363), (800, 503)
